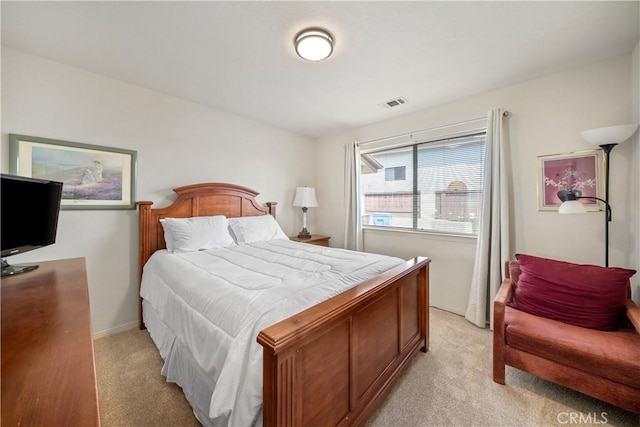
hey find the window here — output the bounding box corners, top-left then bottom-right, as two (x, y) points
(360, 133), (486, 235)
(385, 166), (406, 181)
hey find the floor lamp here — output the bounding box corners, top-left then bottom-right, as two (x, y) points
(558, 124), (638, 267)
(582, 124), (638, 206)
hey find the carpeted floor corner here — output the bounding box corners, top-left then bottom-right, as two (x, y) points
(94, 308), (640, 426)
(93, 326), (200, 426)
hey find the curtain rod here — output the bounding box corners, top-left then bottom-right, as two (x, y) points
(359, 110), (510, 147)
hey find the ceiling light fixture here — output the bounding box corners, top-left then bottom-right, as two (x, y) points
(294, 28), (333, 62)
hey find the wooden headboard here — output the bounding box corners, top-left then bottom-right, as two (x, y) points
(137, 182), (276, 327)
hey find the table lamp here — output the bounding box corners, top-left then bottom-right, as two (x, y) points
(293, 187), (318, 239)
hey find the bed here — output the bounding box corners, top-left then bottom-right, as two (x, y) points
(138, 182), (430, 426)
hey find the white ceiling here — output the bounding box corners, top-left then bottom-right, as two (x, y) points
(2, 1), (639, 138)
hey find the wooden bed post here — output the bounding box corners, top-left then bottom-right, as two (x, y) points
(138, 201), (153, 330)
(266, 201), (277, 218)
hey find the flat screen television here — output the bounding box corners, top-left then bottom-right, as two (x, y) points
(1, 173), (63, 276)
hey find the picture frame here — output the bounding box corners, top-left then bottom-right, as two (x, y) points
(9, 134), (137, 210)
(536, 149), (604, 211)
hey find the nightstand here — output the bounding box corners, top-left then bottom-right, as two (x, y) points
(289, 235), (331, 247)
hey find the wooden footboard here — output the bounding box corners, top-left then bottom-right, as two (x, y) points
(257, 256), (430, 426)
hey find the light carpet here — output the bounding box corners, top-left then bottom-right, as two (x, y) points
(94, 308), (639, 426)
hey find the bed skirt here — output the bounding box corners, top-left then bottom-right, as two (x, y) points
(143, 300), (263, 426)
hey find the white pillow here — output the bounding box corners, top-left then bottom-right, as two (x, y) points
(228, 215), (289, 244)
(160, 215), (235, 253)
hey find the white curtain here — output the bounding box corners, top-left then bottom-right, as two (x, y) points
(344, 141), (363, 251)
(465, 109), (511, 328)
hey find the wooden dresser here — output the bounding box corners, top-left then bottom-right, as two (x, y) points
(1, 257), (101, 426)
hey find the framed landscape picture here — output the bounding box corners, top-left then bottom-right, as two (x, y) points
(536, 149), (603, 211)
(9, 134), (137, 210)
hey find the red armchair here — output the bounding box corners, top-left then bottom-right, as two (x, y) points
(493, 257), (640, 414)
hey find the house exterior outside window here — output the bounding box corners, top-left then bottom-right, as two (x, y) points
(384, 166), (406, 181)
(360, 133), (486, 235)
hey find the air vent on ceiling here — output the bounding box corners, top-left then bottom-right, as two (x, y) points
(380, 97), (408, 109)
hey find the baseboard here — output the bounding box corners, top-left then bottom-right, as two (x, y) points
(92, 321), (138, 339)
(430, 304), (466, 317)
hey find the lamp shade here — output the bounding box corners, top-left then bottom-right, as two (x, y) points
(581, 124), (638, 146)
(558, 200), (587, 215)
(293, 187), (318, 207)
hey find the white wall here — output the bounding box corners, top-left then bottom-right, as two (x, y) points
(316, 55), (637, 313)
(1, 48), (317, 336)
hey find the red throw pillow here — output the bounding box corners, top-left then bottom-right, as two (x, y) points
(509, 254), (636, 331)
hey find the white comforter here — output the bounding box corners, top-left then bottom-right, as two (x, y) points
(140, 239), (404, 426)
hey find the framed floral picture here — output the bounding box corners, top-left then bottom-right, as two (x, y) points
(537, 149), (604, 211)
